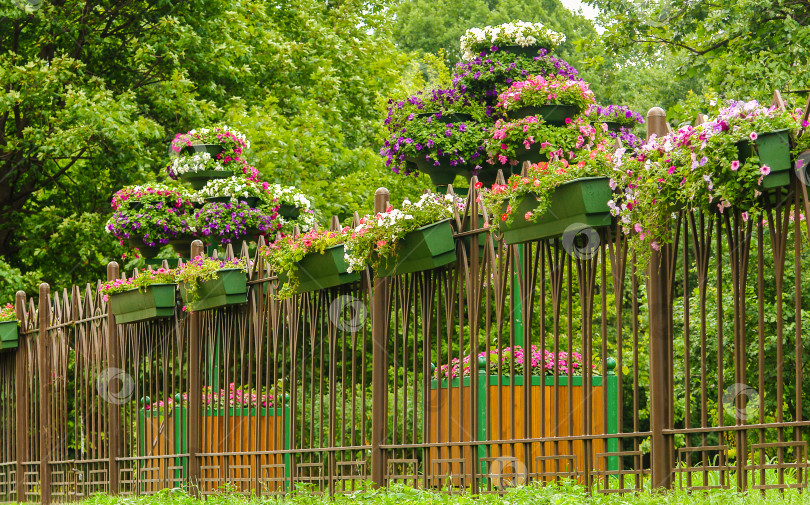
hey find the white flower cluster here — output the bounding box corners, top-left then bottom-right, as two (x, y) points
(198, 178), (266, 202)
(459, 21), (566, 60)
(169, 152), (230, 175)
(276, 209), (317, 236)
(266, 184), (312, 209)
(344, 193), (464, 273)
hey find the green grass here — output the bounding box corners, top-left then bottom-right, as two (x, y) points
(73, 481), (810, 505)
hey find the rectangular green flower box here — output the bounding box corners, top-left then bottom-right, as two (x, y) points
(501, 176), (613, 245)
(737, 129), (793, 189)
(375, 219), (457, 277)
(0, 321), (19, 351)
(278, 244), (361, 293)
(179, 268), (247, 311)
(109, 284), (177, 324)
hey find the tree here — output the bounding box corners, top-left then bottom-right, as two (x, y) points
(587, 0), (810, 101)
(0, 0), (428, 294)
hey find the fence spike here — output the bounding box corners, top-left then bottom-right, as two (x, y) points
(495, 169), (506, 185)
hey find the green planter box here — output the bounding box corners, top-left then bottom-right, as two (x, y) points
(501, 177), (613, 245)
(109, 284), (177, 324)
(510, 104), (581, 125)
(278, 244), (361, 293)
(179, 170), (235, 190)
(428, 368), (619, 484)
(179, 268), (247, 311)
(0, 321), (19, 351)
(375, 219), (457, 277)
(736, 129), (793, 189)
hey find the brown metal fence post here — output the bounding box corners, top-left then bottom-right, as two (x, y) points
(646, 107), (674, 489)
(187, 240), (204, 495)
(14, 291), (27, 503)
(38, 283), (51, 504)
(370, 187), (390, 488)
(107, 262), (122, 495)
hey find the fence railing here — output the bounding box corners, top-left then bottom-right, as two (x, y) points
(1, 106), (809, 503)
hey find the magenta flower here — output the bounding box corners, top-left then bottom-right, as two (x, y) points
(730, 160), (740, 171)
(760, 164), (771, 175)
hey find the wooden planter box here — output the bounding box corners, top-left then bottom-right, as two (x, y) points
(0, 321), (18, 352)
(278, 244), (361, 294)
(427, 371), (619, 486)
(375, 219), (457, 277)
(501, 177), (613, 245)
(109, 284), (176, 324)
(139, 406), (290, 493)
(179, 268), (247, 311)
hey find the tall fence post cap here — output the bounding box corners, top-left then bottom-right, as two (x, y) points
(647, 107), (666, 120)
(374, 187), (390, 197)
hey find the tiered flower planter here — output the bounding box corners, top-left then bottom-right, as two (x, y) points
(109, 284), (177, 324)
(278, 244), (361, 293)
(139, 405), (290, 493)
(0, 321), (18, 351)
(427, 364), (619, 487)
(179, 269), (248, 311)
(375, 219), (457, 277)
(501, 177), (613, 245)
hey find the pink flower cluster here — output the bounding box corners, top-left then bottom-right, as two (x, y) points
(143, 383), (276, 412)
(0, 303), (16, 323)
(496, 75), (595, 111)
(434, 345), (593, 379)
(111, 186), (192, 211)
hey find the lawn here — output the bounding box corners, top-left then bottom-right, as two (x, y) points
(74, 481), (810, 505)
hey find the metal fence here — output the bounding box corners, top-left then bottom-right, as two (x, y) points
(0, 108), (809, 503)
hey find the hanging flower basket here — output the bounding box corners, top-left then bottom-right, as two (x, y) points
(278, 244), (361, 294)
(500, 177), (613, 245)
(737, 129), (793, 189)
(179, 169), (235, 190)
(278, 204), (300, 219)
(180, 144), (225, 157)
(375, 219), (457, 277)
(128, 237), (166, 258)
(204, 196), (261, 208)
(109, 284), (177, 324)
(509, 104), (581, 125)
(179, 268), (248, 311)
(0, 321), (19, 351)
(410, 155), (473, 186)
